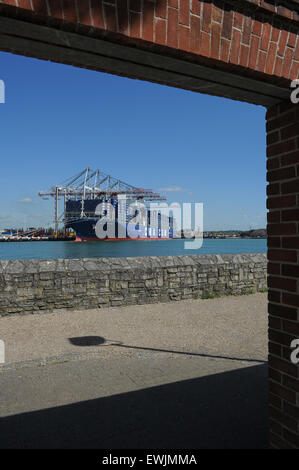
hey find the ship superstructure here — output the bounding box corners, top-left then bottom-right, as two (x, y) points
(39, 167), (174, 241)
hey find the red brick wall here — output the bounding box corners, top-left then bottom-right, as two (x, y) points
(0, 0), (298, 82)
(267, 101), (299, 448)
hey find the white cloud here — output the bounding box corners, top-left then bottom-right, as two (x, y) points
(159, 186), (186, 192)
(19, 198), (33, 204)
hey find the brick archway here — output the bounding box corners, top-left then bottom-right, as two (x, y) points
(0, 0), (298, 448)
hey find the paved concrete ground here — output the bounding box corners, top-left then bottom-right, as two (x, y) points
(0, 293), (268, 449)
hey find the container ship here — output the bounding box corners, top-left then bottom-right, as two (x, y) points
(39, 167), (174, 242)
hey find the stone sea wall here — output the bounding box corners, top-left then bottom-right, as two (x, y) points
(0, 254), (267, 316)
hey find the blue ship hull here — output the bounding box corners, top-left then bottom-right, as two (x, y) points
(67, 219), (174, 241)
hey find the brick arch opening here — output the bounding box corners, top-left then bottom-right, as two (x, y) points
(0, 0), (298, 448)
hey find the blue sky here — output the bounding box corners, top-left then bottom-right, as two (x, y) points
(0, 51), (267, 231)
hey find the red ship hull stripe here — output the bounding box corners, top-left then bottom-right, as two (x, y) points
(75, 237), (172, 242)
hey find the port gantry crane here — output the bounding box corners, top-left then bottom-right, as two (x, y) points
(38, 167), (166, 235)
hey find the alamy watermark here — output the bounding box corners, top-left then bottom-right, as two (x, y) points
(290, 79), (299, 104)
(93, 199), (203, 249)
(0, 80), (5, 104)
(0, 340), (4, 364)
(290, 339), (299, 364)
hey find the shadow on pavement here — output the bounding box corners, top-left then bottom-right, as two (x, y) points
(68, 335), (266, 364)
(69, 336), (106, 346)
(0, 364), (268, 449)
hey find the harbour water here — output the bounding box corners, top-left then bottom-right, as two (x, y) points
(0, 238), (267, 260)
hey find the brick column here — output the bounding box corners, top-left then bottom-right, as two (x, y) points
(267, 101), (299, 449)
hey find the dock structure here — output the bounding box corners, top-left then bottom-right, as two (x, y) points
(39, 167), (170, 240)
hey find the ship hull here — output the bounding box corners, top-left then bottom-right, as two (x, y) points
(75, 236), (171, 242)
(67, 219), (174, 242)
